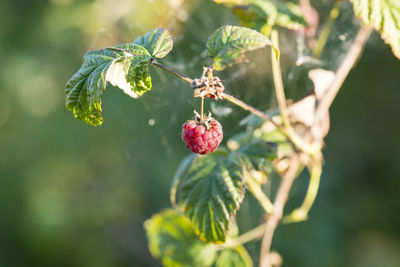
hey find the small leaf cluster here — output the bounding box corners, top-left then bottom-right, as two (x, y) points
(65, 28), (173, 126)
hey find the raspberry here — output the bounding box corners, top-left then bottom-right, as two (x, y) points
(182, 118), (223, 154)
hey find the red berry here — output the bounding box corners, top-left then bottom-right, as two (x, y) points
(181, 119), (223, 154)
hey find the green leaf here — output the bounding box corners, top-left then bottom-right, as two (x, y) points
(65, 48), (124, 126)
(176, 149), (246, 243)
(171, 154), (199, 206)
(215, 0), (306, 33)
(206, 25), (278, 70)
(144, 209), (217, 267)
(350, 0), (400, 59)
(65, 44), (155, 125)
(123, 54), (152, 96)
(234, 139), (277, 173)
(133, 28), (173, 58)
(215, 246), (253, 267)
(107, 44), (152, 97)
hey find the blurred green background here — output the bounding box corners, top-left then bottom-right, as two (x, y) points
(1, 0), (399, 266)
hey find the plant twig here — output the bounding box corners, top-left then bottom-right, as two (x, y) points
(221, 92), (284, 130)
(313, 1), (342, 58)
(270, 30), (321, 156)
(220, 223), (267, 249)
(259, 155), (302, 267)
(151, 61), (193, 84)
(244, 170), (274, 214)
(313, 25), (372, 129)
(200, 97), (204, 121)
(270, 30), (290, 129)
(283, 154), (323, 223)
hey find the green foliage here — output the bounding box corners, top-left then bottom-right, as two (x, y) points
(350, 0), (400, 59)
(65, 29), (173, 126)
(175, 149), (246, 243)
(213, 0), (307, 34)
(206, 25), (278, 70)
(215, 246), (253, 267)
(145, 209), (217, 267)
(133, 28), (174, 58)
(65, 48), (124, 126)
(234, 139), (277, 173)
(145, 209), (254, 267)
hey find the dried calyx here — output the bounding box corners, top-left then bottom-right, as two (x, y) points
(193, 110), (214, 130)
(191, 67), (225, 100)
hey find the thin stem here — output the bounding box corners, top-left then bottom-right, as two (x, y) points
(313, 1), (342, 58)
(269, 31), (322, 155)
(220, 223), (267, 249)
(221, 93), (283, 131)
(313, 25), (372, 129)
(270, 30), (290, 129)
(200, 97), (204, 121)
(151, 58), (319, 155)
(245, 171), (274, 214)
(223, 92), (320, 155)
(283, 154), (323, 224)
(259, 155), (302, 267)
(151, 61), (193, 84)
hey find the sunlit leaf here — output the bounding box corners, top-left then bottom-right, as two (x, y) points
(214, 0), (307, 33)
(234, 139), (277, 173)
(108, 44), (152, 97)
(133, 28), (173, 58)
(176, 149), (246, 243)
(206, 25), (278, 70)
(213, 0), (245, 7)
(144, 209), (217, 267)
(171, 154), (199, 206)
(122, 54), (152, 96)
(66, 28), (176, 126)
(65, 48), (124, 126)
(215, 246), (253, 267)
(350, 0), (400, 59)
(66, 44), (155, 125)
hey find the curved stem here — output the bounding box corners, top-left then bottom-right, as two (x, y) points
(313, 1), (342, 58)
(220, 223), (267, 249)
(270, 30), (290, 129)
(270, 30), (321, 156)
(151, 61), (193, 84)
(313, 25), (372, 128)
(221, 93), (284, 130)
(200, 97), (205, 120)
(244, 170), (274, 214)
(283, 155), (323, 223)
(259, 155), (302, 267)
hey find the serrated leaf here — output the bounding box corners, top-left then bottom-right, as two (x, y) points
(109, 45), (152, 97)
(65, 48), (124, 126)
(171, 154), (199, 206)
(215, 246), (253, 267)
(145, 209), (217, 267)
(133, 28), (173, 58)
(123, 54), (152, 96)
(66, 44), (156, 125)
(176, 149), (246, 243)
(206, 25), (278, 70)
(215, 0), (307, 33)
(350, 0), (400, 58)
(235, 139), (277, 173)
